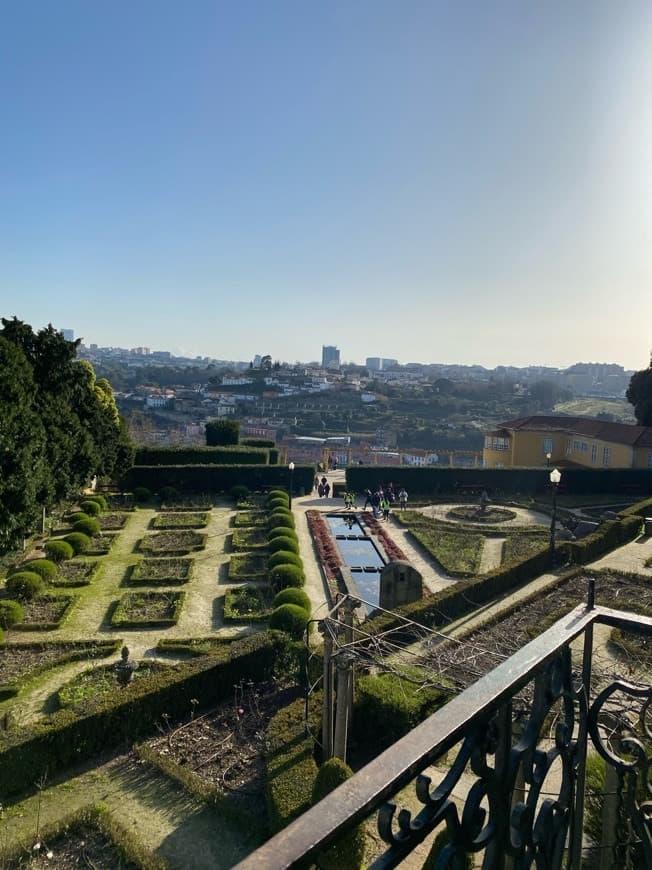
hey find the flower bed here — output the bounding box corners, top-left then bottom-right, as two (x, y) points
(105, 493), (136, 510)
(98, 513), (129, 531)
(228, 553), (268, 581)
(161, 495), (213, 511)
(57, 661), (174, 714)
(85, 534), (118, 555)
(360, 515), (408, 562)
(139, 530), (206, 556)
(110, 591), (185, 628)
(232, 527), (269, 551)
(0, 640), (119, 698)
(51, 560), (99, 587)
(152, 511), (209, 530)
(224, 586), (273, 623)
(234, 511), (268, 528)
(306, 510), (345, 601)
(13, 595), (77, 631)
(127, 557), (193, 585)
(446, 506), (517, 524)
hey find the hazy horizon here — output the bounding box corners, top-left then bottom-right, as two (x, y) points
(2, 2), (651, 371)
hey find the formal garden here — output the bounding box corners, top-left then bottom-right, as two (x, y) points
(1, 476), (652, 868)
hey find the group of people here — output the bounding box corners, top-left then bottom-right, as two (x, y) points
(361, 484), (408, 519)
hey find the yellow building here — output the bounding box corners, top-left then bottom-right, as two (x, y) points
(483, 415), (652, 469)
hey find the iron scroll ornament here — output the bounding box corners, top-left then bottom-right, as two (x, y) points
(376, 649), (585, 868)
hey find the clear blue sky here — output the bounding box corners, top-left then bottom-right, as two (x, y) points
(2, 1), (651, 369)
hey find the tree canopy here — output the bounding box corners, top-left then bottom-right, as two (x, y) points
(0, 317), (134, 550)
(626, 354), (652, 426)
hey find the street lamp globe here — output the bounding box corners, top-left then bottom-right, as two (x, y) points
(550, 468), (561, 485)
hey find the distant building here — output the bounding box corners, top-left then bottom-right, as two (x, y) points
(483, 415), (652, 469)
(366, 357), (398, 372)
(322, 345), (340, 370)
(61, 329), (75, 341)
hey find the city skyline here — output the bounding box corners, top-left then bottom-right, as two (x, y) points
(2, 2), (651, 371)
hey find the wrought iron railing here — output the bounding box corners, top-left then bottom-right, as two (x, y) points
(235, 588), (652, 869)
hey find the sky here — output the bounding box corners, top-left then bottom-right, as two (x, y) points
(1, 1), (651, 371)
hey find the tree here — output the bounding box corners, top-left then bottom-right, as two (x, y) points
(0, 337), (47, 548)
(626, 354), (652, 425)
(205, 418), (240, 446)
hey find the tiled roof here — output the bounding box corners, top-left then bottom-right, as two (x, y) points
(497, 415), (652, 448)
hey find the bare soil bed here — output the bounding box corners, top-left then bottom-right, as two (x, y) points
(146, 681), (299, 816)
(419, 570), (652, 693)
(0, 641), (117, 688)
(16, 596), (74, 629)
(3, 823), (138, 869)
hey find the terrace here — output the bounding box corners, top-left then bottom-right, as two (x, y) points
(236, 582), (652, 869)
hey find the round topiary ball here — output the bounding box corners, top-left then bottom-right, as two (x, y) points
(159, 486), (180, 503)
(269, 514), (295, 532)
(63, 532), (91, 554)
(270, 563), (305, 591)
(268, 526), (298, 541)
(6, 571), (44, 601)
(269, 603), (310, 639)
(230, 484), (250, 502)
(268, 536), (299, 555)
(21, 559), (57, 581)
(0, 599), (25, 629)
(45, 540), (74, 562)
(80, 499), (101, 516)
(268, 551), (303, 571)
(273, 588), (311, 612)
(267, 489), (289, 503)
(72, 517), (101, 537)
(311, 758), (366, 870)
(69, 511), (90, 524)
(133, 487), (151, 504)
(83, 494), (108, 510)
(268, 497), (290, 511)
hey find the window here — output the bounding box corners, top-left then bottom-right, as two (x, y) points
(542, 438), (553, 455)
(603, 446), (611, 466)
(484, 436), (492, 449)
(566, 439), (573, 454)
(492, 437), (508, 451)
(591, 444), (598, 464)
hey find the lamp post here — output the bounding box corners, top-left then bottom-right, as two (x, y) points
(549, 467), (561, 569)
(546, 452), (552, 468)
(288, 461), (295, 508)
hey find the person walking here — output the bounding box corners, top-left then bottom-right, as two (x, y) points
(398, 487), (408, 511)
(363, 489), (372, 511)
(381, 498), (390, 521)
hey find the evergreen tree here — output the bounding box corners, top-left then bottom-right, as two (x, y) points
(626, 354), (652, 426)
(0, 337), (47, 548)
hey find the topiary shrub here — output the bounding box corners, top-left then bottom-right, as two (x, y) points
(268, 536), (300, 555)
(64, 532), (92, 554)
(268, 526), (298, 541)
(269, 514), (296, 532)
(133, 486), (152, 504)
(311, 758), (366, 870)
(273, 588), (311, 612)
(270, 603), (310, 639)
(159, 485), (180, 503)
(353, 673), (444, 756)
(20, 559), (57, 581)
(69, 511), (90, 524)
(6, 571), (44, 601)
(0, 600), (25, 629)
(268, 497), (289, 511)
(268, 551), (303, 572)
(80, 499), (102, 516)
(270, 564), (305, 592)
(45, 540), (74, 562)
(267, 489), (289, 503)
(83, 494), (108, 510)
(230, 484), (250, 502)
(72, 517), (101, 537)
